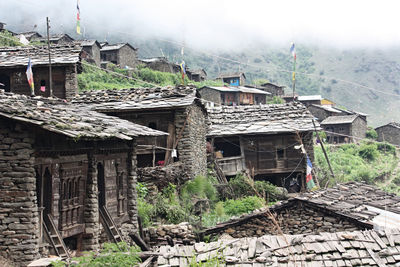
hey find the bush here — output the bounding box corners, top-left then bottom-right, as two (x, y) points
(254, 181), (280, 201)
(223, 196), (265, 216)
(358, 143), (379, 161)
(366, 127), (378, 140)
(181, 175), (217, 204)
(137, 198), (154, 227)
(377, 142), (396, 155)
(228, 173), (256, 198)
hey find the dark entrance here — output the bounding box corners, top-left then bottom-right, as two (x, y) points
(97, 162), (105, 209)
(0, 74), (10, 92)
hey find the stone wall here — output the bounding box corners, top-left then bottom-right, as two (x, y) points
(175, 103), (207, 178)
(209, 202), (367, 239)
(118, 45), (138, 69)
(376, 125), (400, 146)
(307, 105), (330, 121)
(351, 116), (367, 141)
(0, 119), (40, 266)
(64, 65), (78, 101)
(144, 222), (196, 247)
(198, 88), (222, 105)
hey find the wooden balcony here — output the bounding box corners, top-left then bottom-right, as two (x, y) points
(217, 156), (245, 176)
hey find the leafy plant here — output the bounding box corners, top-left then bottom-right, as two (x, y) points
(52, 242), (141, 267)
(223, 196), (265, 216)
(366, 127), (378, 140)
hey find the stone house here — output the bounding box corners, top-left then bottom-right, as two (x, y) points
(375, 122), (400, 146)
(16, 31), (43, 42)
(321, 114), (367, 144)
(75, 40), (101, 66)
(186, 68), (207, 82)
(206, 102), (317, 190)
(73, 86), (208, 178)
(38, 34), (75, 44)
(100, 43), (138, 69)
(245, 82), (285, 96)
(297, 95), (322, 106)
(198, 86), (270, 106)
(308, 104), (368, 123)
(139, 57), (181, 73)
(217, 72), (246, 86)
(0, 91), (165, 266)
(0, 45), (81, 100)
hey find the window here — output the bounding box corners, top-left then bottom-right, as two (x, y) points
(148, 122), (157, 130)
(276, 148), (285, 159)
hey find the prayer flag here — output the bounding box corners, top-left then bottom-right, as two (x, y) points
(180, 61), (186, 84)
(290, 42), (296, 59)
(76, 0), (81, 34)
(306, 156), (317, 190)
(26, 58), (35, 96)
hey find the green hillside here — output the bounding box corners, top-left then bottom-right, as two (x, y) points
(133, 39), (400, 126)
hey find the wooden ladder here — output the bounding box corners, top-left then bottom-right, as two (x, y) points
(43, 214), (70, 260)
(99, 206), (124, 244)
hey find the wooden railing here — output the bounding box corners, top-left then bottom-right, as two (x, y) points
(216, 156), (244, 176)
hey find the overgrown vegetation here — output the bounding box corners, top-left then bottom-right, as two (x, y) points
(52, 242), (141, 267)
(78, 63), (225, 91)
(137, 172), (282, 229)
(314, 140), (397, 187)
(366, 126), (378, 140)
(0, 30), (22, 47)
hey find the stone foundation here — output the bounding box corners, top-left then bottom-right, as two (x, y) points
(0, 120), (40, 266)
(144, 222), (196, 247)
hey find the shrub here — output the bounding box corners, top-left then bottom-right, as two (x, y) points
(223, 196), (265, 216)
(377, 142), (396, 155)
(366, 127), (378, 140)
(254, 181), (280, 201)
(137, 198), (154, 227)
(228, 174), (255, 198)
(181, 175), (217, 203)
(358, 143), (379, 161)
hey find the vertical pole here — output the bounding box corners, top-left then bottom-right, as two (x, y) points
(292, 57), (296, 101)
(312, 119), (336, 186)
(46, 17), (53, 97)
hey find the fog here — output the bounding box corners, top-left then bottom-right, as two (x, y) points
(2, 0), (400, 50)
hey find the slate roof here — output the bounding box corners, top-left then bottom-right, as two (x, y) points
(0, 45), (81, 68)
(298, 181), (400, 229)
(100, 43), (137, 51)
(38, 34), (74, 43)
(156, 229), (400, 266)
(0, 91), (166, 141)
(74, 39), (101, 48)
(72, 86), (200, 112)
(320, 114), (359, 125)
(376, 122), (400, 130)
(17, 31), (42, 39)
(207, 102), (317, 136)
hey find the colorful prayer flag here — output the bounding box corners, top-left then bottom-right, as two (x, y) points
(26, 58), (35, 96)
(180, 61), (186, 84)
(306, 156), (317, 190)
(76, 0), (81, 35)
(290, 42), (296, 59)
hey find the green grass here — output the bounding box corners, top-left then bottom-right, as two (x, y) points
(314, 141), (398, 187)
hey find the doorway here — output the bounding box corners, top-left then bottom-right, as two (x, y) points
(97, 162), (105, 209)
(0, 74), (10, 92)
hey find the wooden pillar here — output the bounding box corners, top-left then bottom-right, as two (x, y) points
(81, 151), (100, 251)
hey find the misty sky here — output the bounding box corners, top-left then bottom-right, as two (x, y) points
(2, 0), (400, 50)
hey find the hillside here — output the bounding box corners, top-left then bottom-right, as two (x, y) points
(133, 39), (400, 126)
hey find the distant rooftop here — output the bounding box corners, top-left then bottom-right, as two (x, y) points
(321, 114), (359, 125)
(201, 86), (270, 95)
(100, 43), (137, 51)
(298, 95), (322, 101)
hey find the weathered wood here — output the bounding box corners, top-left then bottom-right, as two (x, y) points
(130, 233), (151, 251)
(139, 256), (155, 267)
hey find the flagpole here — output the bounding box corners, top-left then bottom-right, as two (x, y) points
(46, 17), (53, 97)
(292, 56), (296, 101)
